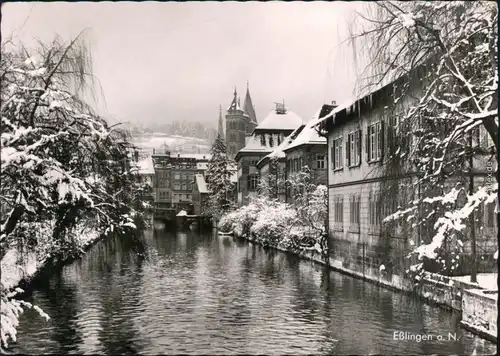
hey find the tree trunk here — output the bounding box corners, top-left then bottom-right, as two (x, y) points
(469, 132), (477, 283)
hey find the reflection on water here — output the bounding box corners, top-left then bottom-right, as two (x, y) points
(12, 227), (497, 355)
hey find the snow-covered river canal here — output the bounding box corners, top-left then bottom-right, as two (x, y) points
(13, 227), (496, 355)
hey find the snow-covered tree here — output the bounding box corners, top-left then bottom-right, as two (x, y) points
(257, 157), (286, 200)
(0, 34), (145, 348)
(348, 1), (498, 281)
(286, 166), (329, 254)
(205, 134), (234, 221)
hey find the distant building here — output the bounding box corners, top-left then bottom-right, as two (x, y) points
(152, 150), (211, 214)
(235, 102), (304, 206)
(225, 84), (258, 159)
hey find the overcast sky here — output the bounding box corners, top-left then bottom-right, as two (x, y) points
(2, 2), (365, 128)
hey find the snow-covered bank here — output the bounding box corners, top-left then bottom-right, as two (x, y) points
(1, 226), (100, 291)
(1, 224), (101, 348)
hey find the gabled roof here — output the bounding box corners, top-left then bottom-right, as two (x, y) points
(195, 174), (209, 194)
(137, 156), (155, 175)
(256, 124), (306, 168)
(284, 104), (335, 152)
(254, 108), (303, 132)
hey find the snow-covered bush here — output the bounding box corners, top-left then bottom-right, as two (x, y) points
(250, 202), (297, 246)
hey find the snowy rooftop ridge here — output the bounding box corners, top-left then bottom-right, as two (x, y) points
(284, 108), (327, 152)
(254, 108), (303, 131)
(314, 68), (406, 129)
(137, 156), (155, 175)
(195, 174), (209, 194)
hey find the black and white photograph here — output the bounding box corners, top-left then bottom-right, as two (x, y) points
(0, 1), (498, 355)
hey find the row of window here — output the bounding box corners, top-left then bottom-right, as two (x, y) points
(332, 194), (496, 230)
(158, 180), (194, 190)
(332, 194), (382, 228)
(157, 171), (196, 180)
(288, 154), (326, 173)
(258, 134), (284, 148)
(331, 121), (386, 170)
(159, 191), (192, 200)
(156, 162), (197, 169)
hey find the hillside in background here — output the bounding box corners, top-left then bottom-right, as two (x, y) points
(122, 120), (218, 142)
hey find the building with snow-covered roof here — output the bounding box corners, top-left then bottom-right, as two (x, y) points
(281, 103), (336, 202)
(151, 149), (212, 214)
(234, 102), (304, 206)
(256, 124), (306, 202)
(316, 70), (497, 285)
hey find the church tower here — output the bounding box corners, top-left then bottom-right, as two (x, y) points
(225, 83), (258, 159)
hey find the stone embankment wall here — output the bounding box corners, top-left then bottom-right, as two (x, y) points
(233, 230), (498, 343)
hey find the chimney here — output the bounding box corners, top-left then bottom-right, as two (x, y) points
(331, 100), (337, 106)
(153, 148), (155, 154)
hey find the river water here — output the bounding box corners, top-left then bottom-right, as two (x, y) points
(12, 227), (496, 355)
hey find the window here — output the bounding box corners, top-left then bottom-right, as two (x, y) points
(347, 130), (361, 167)
(367, 121), (384, 162)
(332, 137), (343, 170)
(230, 133), (236, 142)
(316, 154), (326, 169)
(269, 135), (274, 147)
(188, 183), (193, 190)
(369, 192), (382, 228)
(187, 194), (191, 200)
(485, 202), (497, 228)
(182, 184), (186, 190)
(350, 195), (360, 225)
(174, 183), (180, 190)
(247, 174), (259, 191)
(334, 195), (344, 226)
(174, 173), (180, 180)
(260, 134), (266, 146)
(277, 135), (282, 146)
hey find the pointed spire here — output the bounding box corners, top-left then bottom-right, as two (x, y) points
(218, 105), (224, 139)
(243, 81), (257, 124)
(228, 87), (240, 111)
